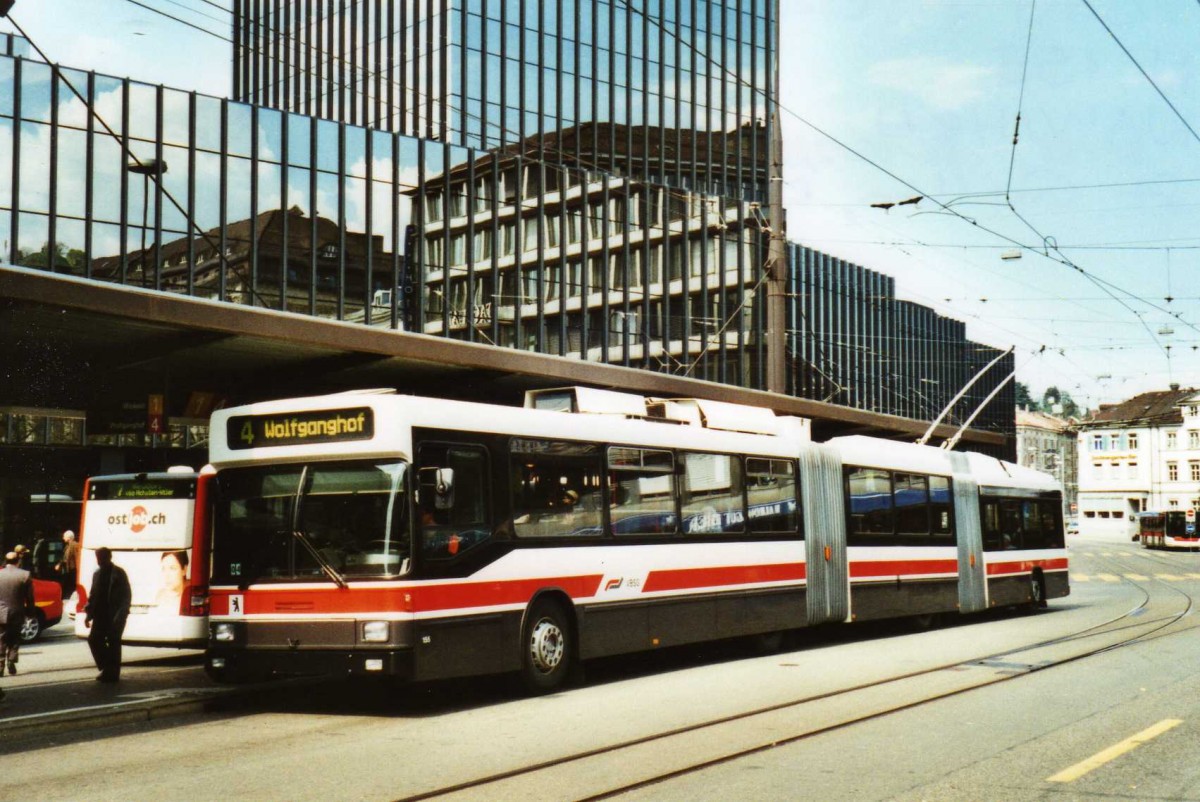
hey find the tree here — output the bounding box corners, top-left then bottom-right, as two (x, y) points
(18, 241), (87, 271)
(1015, 381), (1036, 410)
(1042, 386), (1080, 419)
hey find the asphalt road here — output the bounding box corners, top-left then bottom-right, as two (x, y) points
(6, 535), (1200, 801)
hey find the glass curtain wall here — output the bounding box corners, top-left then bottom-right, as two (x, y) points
(785, 243), (1016, 440)
(233, 1), (772, 205)
(1, 52), (767, 387)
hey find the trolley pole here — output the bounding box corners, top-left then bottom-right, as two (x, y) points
(765, 0), (788, 395)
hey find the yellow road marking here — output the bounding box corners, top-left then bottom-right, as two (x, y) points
(1124, 574), (1149, 581)
(1186, 573), (1200, 580)
(1156, 574), (1184, 581)
(1047, 719), (1182, 783)
(1094, 573), (1121, 582)
(1072, 574), (1090, 582)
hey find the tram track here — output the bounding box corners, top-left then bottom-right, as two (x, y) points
(396, 554), (1199, 802)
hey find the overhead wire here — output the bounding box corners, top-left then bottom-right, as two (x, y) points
(145, 0), (1198, 361)
(31, 1), (1189, 404)
(612, 0), (1200, 368)
(1080, 0), (1200, 148)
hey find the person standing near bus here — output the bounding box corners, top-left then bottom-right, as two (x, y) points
(0, 551), (34, 680)
(84, 547), (131, 683)
(59, 530), (79, 599)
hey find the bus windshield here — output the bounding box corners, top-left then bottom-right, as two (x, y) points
(211, 460), (410, 584)
(1164, 511), (1188, 537)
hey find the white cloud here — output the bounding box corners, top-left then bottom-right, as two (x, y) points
(867, 56), (995, 111)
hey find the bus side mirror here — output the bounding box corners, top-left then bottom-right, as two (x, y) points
(434, 468), (454, 510)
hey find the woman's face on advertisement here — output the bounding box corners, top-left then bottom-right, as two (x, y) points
(161, 553), (186, 592)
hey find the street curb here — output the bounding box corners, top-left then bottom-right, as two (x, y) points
(0, 693), (225, 741)
(0, 674), (324, 742)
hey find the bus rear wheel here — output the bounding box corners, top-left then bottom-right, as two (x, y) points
(520, 599), (573, 695)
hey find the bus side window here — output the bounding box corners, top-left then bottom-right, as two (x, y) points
(746, 458), (799, 535)
(509, 439), (604, 539)
(417, 444), (492, 559)
(929, 476), (953, 543)
(846, 467), (893, 543)
(981, 500), (1002, 551)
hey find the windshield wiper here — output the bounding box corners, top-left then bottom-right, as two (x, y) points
(291, 529), (347, 588)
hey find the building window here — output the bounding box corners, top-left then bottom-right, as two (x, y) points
(1168, 462), (1179, 481)
(1127, 461), (1138, 479)
(1167, 432), (1177, 449)
(1128, 432), (1138, 450)
(1191, 461), (1200, 482)
(1191, 431), (1200, 449)
(1092, 434), (1104, 451)
(1109, 433), (1121, 450)
(1169, 499), (1180, 508)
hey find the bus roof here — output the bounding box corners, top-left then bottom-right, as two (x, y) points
(209, 390), (807, 469)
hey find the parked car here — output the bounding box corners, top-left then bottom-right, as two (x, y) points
(1066, 519), (1079, 537)
(22, 577), (64, 642)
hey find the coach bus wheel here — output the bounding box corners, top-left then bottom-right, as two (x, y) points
(520, 600), (573, 694)
(19, 611), (43, 642)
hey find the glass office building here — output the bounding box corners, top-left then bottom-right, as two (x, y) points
(233, 1), (771, 201)
(0, 11), (1015, 442)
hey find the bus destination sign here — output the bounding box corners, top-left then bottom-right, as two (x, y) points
(227, 407), (375, 450)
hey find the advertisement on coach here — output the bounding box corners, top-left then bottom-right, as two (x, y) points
(75, 480), (198, 640)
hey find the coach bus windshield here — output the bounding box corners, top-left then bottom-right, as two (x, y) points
(211, 460), (410, 584)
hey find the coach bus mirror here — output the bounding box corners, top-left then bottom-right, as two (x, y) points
(434, 468), (455, 510)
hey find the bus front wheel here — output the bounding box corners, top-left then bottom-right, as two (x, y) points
(520, 599), (573, 695)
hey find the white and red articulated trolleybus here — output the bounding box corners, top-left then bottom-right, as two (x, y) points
(1138, 510), (1197, 550)
(204, 388), (1068, 691)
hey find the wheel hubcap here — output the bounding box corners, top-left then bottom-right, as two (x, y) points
(20, 618), (37, 639)
(528, 617), (564, 674)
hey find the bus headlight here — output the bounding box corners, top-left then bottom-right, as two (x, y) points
(212, 622), (237, 642)
(361, 621), (389, 643)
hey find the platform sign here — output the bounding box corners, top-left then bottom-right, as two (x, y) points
(1187, 509), (1196, 523)
(147, 394), (165, 434)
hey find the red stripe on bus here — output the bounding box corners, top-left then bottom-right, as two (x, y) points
(210, 574), (605, 616)
(409, 575), (605, 612)
(642, 563), (805, 593)
(985, 557), (1069, 576)
(849, 559), (957, 579)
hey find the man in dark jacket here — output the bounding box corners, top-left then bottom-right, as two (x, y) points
(84, 547), (132, 683)
(0, 550), (34, 695)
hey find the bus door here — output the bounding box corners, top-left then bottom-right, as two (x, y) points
(949, 452), (987, 613)
(799, 444), (848, 625)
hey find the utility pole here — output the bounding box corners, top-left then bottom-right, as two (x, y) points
(765, 0), (787, 395)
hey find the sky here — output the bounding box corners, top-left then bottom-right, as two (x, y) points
(5, 0), (1199, 411)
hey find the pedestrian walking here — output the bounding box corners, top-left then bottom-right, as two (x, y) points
(84, 547), (131, 683)
(59, 529), (79, 599)
(0, 550), (34, 687)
